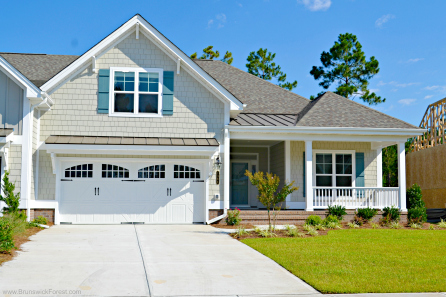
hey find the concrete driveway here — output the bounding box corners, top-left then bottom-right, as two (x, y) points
(0, 225), (318, 297)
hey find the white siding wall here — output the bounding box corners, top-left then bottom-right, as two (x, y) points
(270, 142), (285, 190)
(289, 141), (378, 202)
(38, 32), (225, 201)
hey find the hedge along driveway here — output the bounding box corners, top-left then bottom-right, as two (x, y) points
(242, 229), (446, 293)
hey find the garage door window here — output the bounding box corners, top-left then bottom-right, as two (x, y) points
(102, 164), (129, 178)
(138, 165), (165, 178)
(174, 165), (200, 179)
(65, 164), (93, 178)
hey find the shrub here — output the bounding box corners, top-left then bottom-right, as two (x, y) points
(408, 207), (427, 224)
(314, 224), (326, 230)
(428, 224), (436, 230)
(286, 228), (305, 237)
(438, 219), (446, 229)
(234, 226), (249, 237)
(382, 206), (401, 222)
(348, 222), (360, 228)
(407, 184), (425, 209)
(353, 215), (364, 226)
(389, 221), (402, 229)
(307, 228), (319, 236)
(370, 222), (380, 229)
(226, 208), (241, 226)
(303, 224), (314, 232)
(323, 215), (339, 225)
(305, 215), (323, 226)
(410, 223), (422, 229)
(258, 229), (277, 238)
(327, 205), (347, 221)
(325, 221), (342, 229)
(356, 207), (378, 222)
(0, 218), (15, 253)
(284, 224), (295, 232)
(33, 216), (48, 225)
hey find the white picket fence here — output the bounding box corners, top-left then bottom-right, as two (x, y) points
(313, 187), (399, 209)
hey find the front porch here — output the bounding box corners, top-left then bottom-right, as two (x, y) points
(226, 138), (407, 211)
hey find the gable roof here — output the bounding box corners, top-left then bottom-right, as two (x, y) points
(230, 92), (420, 130)
(194, 60), (309, 114)
(0, 53), (78, 87)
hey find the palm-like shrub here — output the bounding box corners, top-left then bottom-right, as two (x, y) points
(327, 205), (347, 221)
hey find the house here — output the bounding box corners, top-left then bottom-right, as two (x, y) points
(0, 14), (424, 224)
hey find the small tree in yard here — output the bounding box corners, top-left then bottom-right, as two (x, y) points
(0, 171), (21, 214)
(245, 171), (298, 231)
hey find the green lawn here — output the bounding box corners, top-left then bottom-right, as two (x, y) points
(242, 229), (446, 293)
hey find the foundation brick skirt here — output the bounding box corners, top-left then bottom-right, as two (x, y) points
(30, 209), (55, 223)
(210, 209), (408, 225)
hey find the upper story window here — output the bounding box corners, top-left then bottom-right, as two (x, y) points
(110, 67), (163, 117)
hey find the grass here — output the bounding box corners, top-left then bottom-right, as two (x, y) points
(242, 229), (446, 293)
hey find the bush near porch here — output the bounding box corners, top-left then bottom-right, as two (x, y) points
(242, 229), (446, 293)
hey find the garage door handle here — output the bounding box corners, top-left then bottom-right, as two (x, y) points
(193, 180), (204, 182)
(61, 179), (73, 181)
(95, 187), (97, 195)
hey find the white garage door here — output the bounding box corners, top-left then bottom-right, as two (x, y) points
(58, 160), (205, 224)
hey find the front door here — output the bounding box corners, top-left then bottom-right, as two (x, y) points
(230, 162), (250, 206)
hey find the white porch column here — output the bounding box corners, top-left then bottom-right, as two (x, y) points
(376, 147), (382, 187)
(223, 128), (230, 211)
(285, 140), (291, 203)
(305, 140), (313, 211)
(397, 142), (407, 211)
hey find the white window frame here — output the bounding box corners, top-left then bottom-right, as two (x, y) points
(313, 150), (356, 187)
(109, 67), (163, 118)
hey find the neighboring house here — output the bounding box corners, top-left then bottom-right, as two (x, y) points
(0, 15), (424, 224)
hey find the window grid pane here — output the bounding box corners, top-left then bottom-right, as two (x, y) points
(138, 165), (165, 179)
(64, 164), (93, 179)
(174, 164), (200, 179)
(101, 164), (129, 178)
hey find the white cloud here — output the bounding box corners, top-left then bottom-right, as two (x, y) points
(377, 81), (418, 88)
(424, 85), (439, 90)
(237, 2), (243, 7)
(375, 14), (395, 28)
(395, 82), (419, 87)
(298, 0), (331, 11)
(369, 89), (380, 93)
(207, 13), (227, 29)
(405, 58), (424, 63)
(424, 95), (433, 100)
(398, 99), (416, 105)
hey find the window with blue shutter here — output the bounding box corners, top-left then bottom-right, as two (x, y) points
(162, 71), (174, 115)
(98, 69), (110, 114)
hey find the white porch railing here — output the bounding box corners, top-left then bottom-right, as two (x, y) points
(313, 187), (399, 209)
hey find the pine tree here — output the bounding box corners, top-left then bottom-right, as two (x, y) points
(0, 171), (21, 214)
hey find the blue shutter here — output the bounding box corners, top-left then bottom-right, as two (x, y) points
(163, 71), (174, 115)
(98, 69), (110, 114)
(303, 152), (306, 197)
(355, 152), (365, 187)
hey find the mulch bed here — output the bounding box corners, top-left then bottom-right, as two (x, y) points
(211, 222), (436, 240)
(0, 226), (44, 266)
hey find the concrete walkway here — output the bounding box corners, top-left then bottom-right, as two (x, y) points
(0, 224), (317, 297)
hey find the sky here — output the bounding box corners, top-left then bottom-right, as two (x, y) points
(1, 0), (445, 126)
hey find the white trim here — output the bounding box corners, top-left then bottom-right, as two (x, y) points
(228, 126), (425, 137)
(0, 133), (14, 144)
(312, 149), (356, 188)
(39, 15), (243, 111)
(42, 143), (218, 156)
(397, 142), (407, 211)
(223, 128), (230, 210)
(92, 56), (97, 73)
(305, 141), (313, 211)
(376, 147), (382, 187)
(285, 140), (291, 202)
(11, 135), (23, 145)
(109, 67), (163, 117)
(209, 200), (224, 209)
(35, 110), (41, 200)
(135, 22), (139, 39)
(229, 131), (414, 143)
(20, 95), (32, 220)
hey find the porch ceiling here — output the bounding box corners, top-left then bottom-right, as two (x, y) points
(231, 139), (281, 146)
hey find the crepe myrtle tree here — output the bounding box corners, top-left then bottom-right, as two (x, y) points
(245, 170), (298, 231)
(310, 33), (384, 105)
